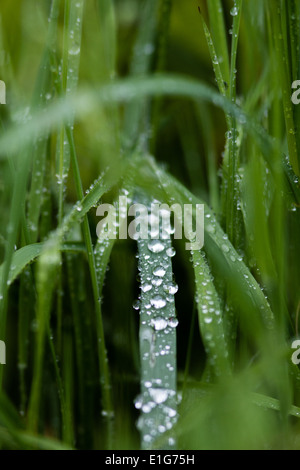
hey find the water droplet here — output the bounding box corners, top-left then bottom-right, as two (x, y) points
(151, 317), (168, 331)
(164, 283), (178, 295)
(153, 266), (166, 278)
(69, 45), (80, 56)
(168, 317), (179, 328)
(151, 296), (167, 309)
(148, 240), (165, 253)
(149, 388), (169, 404)
(152, 278), (163, 287)
(141, 284), (152, 293)
(134, 395), (143, 409)
(166, 247), (176, 257)
(222, 244), (230, 253)
(230, 6), (238, 16)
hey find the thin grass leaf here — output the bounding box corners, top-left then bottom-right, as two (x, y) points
(0, 242), (85, 287)
(123, 0), (160, 151)
(144, 157), (275, 331)
(206, 0), (230, 85)
(97, 0), (117, 80)
(27, 238), (61, 433)
(182, 382), (300, 419)
(192, 249), (231, 379)
(66, 253), (86, 447)
(65, 129), (115, 445)
(0, 74), (285, 183)
(267, 0), (300, 176)
(0, 1), (63, 388)
(27, 0), (61, 243)
(199, 9), (226, 97)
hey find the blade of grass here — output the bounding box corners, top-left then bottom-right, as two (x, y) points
(0, 0), (62, 389)
(267, 0), (300, 176)
(198, 8), (227, 97)
(136, 204), (178, 449)
(123, 0), (160, 152)
(0, 242), (85, 287)
(192, 249), (231, 379)
(56, 0), (84, 351)
(27, 239), (61, 433)
(144, 156), (275, 332)
(222, 0), (243, 246)
(206, 0), (230, 86)
(66, 128), (115, 446)
(27, 0), (61, 243)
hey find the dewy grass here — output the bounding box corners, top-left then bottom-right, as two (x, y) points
(1, 0), (300, 450)
(136, 210), (177, 450)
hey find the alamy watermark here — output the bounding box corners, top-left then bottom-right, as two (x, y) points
(96, 197), (205, 251)
(291, 81), (300, 105)
(0, 80), (6, 105)
(0, 341), (6, 365)
(291, 340), (300, 365)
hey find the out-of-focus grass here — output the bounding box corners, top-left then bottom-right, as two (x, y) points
(0, 0), (299, 450)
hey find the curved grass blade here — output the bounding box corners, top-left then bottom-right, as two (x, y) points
(0, 75), (278, 173)
(182, 381), (300, 419)
(0, 242), (85, 287)
(144, 157), (275, 333)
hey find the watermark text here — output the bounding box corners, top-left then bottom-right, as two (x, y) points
(0, 80), (6, 105)
(0, 341), (6, 365)
(96, 197), (204, 251)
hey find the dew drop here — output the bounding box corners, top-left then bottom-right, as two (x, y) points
(166, 247), (176, 257)
(230, 6), (238, 16)
(151, 317), (168, 331)
(149, 388), (169, 404)
(151, 296), (167, 309)
(168, 317), (179, 328)
(148, 240), (165, 253)
(153, 266), (166, 278)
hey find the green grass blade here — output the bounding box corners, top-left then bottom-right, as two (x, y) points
(65, 128), (114, 445)
(123, 0), (160, 151)
(137, 219), (178, 449)
(27, 0), (61, 243)
(267, 0), (299, 176)
(145, 157), (274, 331)
(192, 249), (231, 379)
(0, 242), (85, 287)
(199, 9), (226, 97)
(27, 239), (61, 433)
(206, 0), (230, 86)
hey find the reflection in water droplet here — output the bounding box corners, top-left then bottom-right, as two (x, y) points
(153, 266), (166, 277)
(148, 240), (165, 253)
(151, 317), (168, 331)
(151, 296), (167, 309)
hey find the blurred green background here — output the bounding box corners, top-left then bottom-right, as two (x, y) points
(0, 0), (300, 450)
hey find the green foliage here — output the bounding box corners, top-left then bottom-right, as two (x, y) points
(0, 0), (300, 450)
